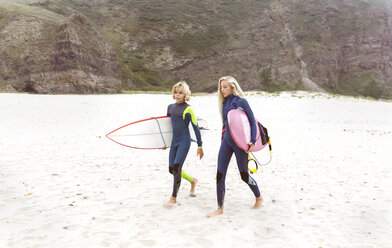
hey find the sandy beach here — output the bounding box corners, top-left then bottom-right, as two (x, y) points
(0, 92), (391, 248)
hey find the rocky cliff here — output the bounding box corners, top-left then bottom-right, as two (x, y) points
(0, 0), (391, 99)
(0, 4), (120, 93)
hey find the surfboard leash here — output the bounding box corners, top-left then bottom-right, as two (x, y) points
(152, 117), (168, 148)
(248, 139), (272, 174)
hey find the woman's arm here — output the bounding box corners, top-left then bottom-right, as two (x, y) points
(238, 98), (257, 144)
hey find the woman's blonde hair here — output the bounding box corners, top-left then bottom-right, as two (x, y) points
(172, 81), (191, 101)
(217, 76), (244, 119)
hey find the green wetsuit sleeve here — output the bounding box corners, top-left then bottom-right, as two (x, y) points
(183, 106), (202, 147)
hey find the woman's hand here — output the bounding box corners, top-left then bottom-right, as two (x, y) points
(246, 143), (254, 153)
(197, 147), (204, 159)
(161, 146), (168, 150)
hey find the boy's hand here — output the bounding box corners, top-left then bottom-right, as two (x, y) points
(197, 147), (204, 159)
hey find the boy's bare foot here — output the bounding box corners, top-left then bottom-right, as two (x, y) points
(163, 196), (176, 207)
(207, 208), (223, 218)
(189, 178), (198, 197)
(251, 196), (263, 209)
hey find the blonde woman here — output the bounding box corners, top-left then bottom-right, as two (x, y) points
(207, 76), (262, 217)
(164, 81), (204, 207)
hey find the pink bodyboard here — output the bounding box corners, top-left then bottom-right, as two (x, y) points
(227, 109), (267, 152)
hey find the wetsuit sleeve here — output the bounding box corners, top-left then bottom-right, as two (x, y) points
(167, 105), (170, 116)
(238, 98), (257, 144)
(183, 106), (203, 147)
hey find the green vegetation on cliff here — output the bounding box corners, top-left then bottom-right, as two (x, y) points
(337, 72), (384, 99)
(0, 0), (391, 99)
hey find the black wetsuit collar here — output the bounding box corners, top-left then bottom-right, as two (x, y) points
(176, 101), (187, 106)
(225, 94), (235, 101)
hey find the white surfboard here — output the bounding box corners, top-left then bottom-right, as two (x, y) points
(106, 116), (207, 149)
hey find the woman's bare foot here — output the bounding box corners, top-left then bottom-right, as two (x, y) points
(251, 196), (263, 209)
(207, 208), (223, 218)
(163, 196), (176, 207)
(189, 178), (198, 197)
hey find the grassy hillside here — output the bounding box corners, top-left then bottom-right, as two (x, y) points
(0, 0), (391, 98)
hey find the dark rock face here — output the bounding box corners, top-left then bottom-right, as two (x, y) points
(0, 13), (120, 94)
(45, 14), (121, 94)
(291, 0), (392, 97)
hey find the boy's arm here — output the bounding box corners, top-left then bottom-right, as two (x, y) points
(184, 106), (202, 147)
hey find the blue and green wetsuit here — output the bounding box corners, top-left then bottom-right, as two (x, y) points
(216, 94), (260, 208)
(167, 102), (202, 197)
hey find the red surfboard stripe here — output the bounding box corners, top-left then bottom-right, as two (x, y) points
(105, 116), (170, 150)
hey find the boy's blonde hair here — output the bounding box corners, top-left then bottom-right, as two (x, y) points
(172, 81), (191, 101)
(217, 76), (244, 120)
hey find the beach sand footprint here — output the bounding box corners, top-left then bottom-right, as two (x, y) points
(139, 239), (156, 247)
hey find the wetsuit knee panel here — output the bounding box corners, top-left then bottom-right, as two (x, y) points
(240, 171), (249, 182)
(240, 171), (257, 186)
(173, 163), (180, 176)
(217, 171), (223, 184)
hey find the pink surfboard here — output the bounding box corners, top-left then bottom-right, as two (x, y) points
(227, 109), (267, 152)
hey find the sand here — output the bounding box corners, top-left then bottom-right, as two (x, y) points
(0, 92), (391, 247)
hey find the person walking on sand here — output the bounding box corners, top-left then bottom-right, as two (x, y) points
(207, 76), (262, 218)
(163, 81), (204, 207)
